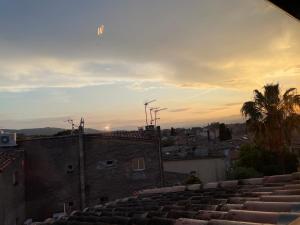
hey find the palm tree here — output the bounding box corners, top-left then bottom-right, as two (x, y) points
(241, 84), (300, 152)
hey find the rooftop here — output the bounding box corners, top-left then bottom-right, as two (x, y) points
(36, 172), (300, 225)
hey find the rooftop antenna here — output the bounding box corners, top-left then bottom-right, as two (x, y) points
(154, 108), (167, 126)
(144, 99), (156, 126)
(155, 117), (160, 124)
(79, 117), (85, 134)
(65, 119), (75, 135)
(149, 107), (159, 125)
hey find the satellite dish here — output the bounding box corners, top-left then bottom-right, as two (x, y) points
(97, 24), (104, 37)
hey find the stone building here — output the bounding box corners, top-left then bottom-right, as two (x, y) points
(0, 129), (163, 223)
(0, 150), (25, 225)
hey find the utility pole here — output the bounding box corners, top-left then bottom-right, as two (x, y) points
(78, 117), (86, 209)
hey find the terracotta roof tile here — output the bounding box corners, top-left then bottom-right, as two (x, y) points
(37, 172), (300, 225)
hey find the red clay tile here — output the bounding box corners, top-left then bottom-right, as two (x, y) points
(243, 201), (300, 212)
(175, 218), (208, 225)
(263, 174), (293, 184)
(260, 195), (300, 202)
(226, 209), (300, 224)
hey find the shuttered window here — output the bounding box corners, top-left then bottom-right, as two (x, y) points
(132, 158), (145, 171)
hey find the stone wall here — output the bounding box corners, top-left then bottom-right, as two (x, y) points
(0, 151), (25, 225)
(20, 136), (80, 221)
(84, 135), (162, 206)
(17, 132), (162, 221)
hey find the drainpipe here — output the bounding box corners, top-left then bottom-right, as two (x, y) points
(78, 132), (86, 209)
(156, 126), (165, 187)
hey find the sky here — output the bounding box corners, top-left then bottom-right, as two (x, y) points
(0, 0), (299, 130)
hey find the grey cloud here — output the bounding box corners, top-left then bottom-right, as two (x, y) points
(0, 0), (300, 91)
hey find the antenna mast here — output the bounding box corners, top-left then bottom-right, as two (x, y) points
(149, 107), (159, 125)
(154, 108), (167, 126)
(79, 117), (85, 134)
(66, 119), (75, 135)
(144, 99), (156, 126)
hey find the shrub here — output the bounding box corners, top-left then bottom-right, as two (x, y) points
(184, 171), (202, 184)
(228, 166), (262, 179)
(233, 144), (298, 177)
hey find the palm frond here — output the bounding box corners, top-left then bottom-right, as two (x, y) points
(242, 84), (299, 152)
(241, 101), (262, 121)
(283, 88), (296, 99)
(264, 83), (280, 106)
(254, 89), (265, 109)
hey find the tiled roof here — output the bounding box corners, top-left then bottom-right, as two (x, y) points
(0, 151), (18, 172)
(38, 173), (300, 225)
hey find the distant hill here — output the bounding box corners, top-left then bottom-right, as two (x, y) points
(3, 127), (100, 136)
(84, 128), (102, 134)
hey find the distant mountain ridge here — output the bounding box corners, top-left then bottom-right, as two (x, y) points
(2, 127), (100, 136)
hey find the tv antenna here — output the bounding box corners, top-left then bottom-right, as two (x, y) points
(65, 119), (75, 135)
(144, 99), (156, 126)
(149, 107), (159, 125)
(78, 117), (85, 134)
(154, 108), (167, 126)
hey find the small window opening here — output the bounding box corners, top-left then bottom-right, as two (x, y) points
(106, 160), (113, 165)
(67, 164), (74, 174)
(64, 201), (75, 214)
(132, 158), (145, 171)
(68, 201), (74, 207)
(100, 196), (109, 203)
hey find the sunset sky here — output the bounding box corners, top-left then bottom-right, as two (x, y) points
(0, 0), (299, 130)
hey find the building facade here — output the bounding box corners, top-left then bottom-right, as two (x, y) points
(0, 130), (163, 223)
(0, 151), (25, 225)
(163, 157), (226, 184)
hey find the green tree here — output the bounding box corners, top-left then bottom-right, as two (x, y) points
(232, 144), (298, 177)
(241, 84), (300, 152)
(53, 129), (79, 136)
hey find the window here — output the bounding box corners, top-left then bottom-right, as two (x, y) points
(96, 160), (117, 170)
(63, 201), (75, 214)
(106, 160), (114, 166)
(67, 164), (74, 174)
(100, 196), (109, 203)
(68, 201), (74, 207)
(132, 158), (145, 171)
